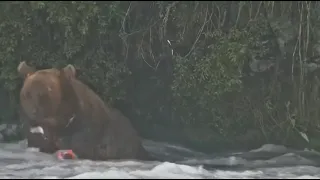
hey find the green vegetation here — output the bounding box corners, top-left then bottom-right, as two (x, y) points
(0, 1), (320, 152)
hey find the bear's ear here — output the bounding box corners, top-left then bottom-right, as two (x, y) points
(17, 61), (36, 78)
(62, 64), (76, 79)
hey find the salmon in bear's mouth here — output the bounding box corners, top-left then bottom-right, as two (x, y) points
(30, 126), (44, 134)
(30, 126), (48, 140)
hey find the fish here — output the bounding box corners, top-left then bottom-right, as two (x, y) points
(30, 126), (47, 140)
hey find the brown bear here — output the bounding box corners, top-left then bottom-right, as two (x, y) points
(17, 61), (152, 161)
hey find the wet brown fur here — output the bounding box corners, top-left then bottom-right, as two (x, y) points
(17, 61), (151, 161)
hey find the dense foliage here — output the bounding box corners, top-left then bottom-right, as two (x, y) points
(1, 1), (320, 152)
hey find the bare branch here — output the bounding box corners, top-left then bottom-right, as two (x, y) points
(183, 5), (210, 58)
(162, 1), (179, 41)
(292, 37), (299, 82)
(254, 1), (263, 20)
(120, 2), (132, 34)
(235, 2), (244, 27)
(305, 1), (310, 59)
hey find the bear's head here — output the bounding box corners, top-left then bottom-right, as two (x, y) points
(17, 61), (79, 147)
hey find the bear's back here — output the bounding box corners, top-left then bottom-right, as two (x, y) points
(68, 78), (148, 160)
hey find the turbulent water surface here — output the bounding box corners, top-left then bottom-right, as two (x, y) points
(0, 139), (320, 178)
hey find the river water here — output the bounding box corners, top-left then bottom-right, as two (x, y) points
(0, 139), (319, 178)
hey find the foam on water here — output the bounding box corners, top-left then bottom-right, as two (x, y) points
(0, 140), (319, 178)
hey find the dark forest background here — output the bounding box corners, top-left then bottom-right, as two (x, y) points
(1, 1), (320, 153)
